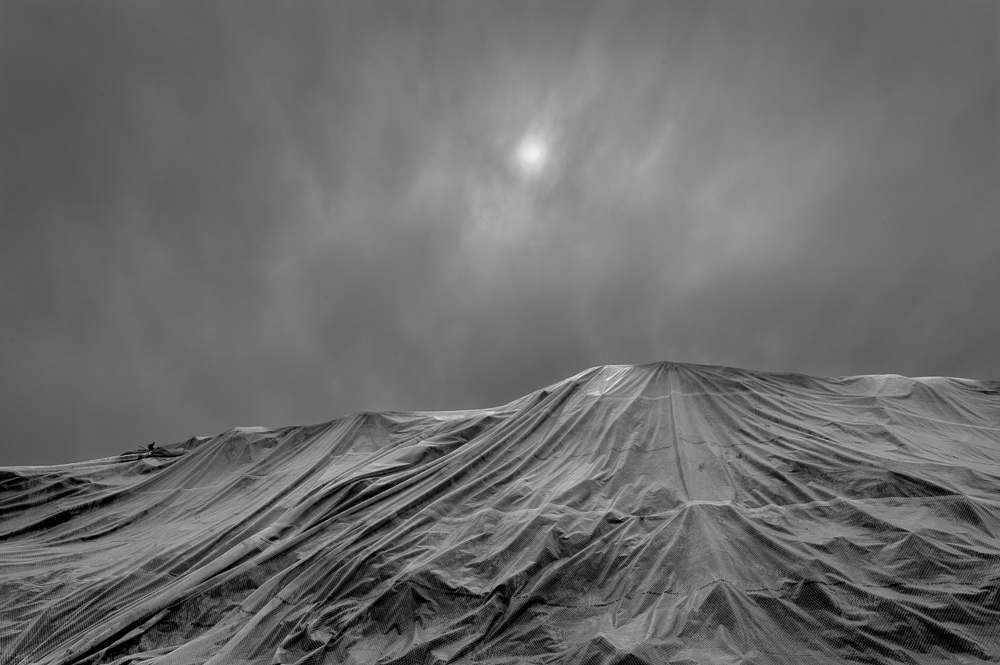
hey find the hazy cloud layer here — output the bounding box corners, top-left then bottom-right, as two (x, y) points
(2, 0), (997, 464)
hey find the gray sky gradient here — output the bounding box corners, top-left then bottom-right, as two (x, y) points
(2, 0), (997, 465)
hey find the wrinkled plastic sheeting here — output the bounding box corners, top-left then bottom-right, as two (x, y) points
(1, 362), (999, 664)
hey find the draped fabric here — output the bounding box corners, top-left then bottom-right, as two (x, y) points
(2, 362), (999, 664)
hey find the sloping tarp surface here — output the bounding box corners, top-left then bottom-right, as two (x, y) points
(2, 362), (999, 664)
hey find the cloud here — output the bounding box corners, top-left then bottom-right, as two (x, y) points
(1, 0), (996, 465)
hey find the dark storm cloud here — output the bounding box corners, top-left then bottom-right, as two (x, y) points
(1, 0), (996, 465)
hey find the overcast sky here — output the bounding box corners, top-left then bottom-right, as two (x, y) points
(2, 0), (997, 465)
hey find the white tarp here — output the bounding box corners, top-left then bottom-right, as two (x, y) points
(2, 362), (999, 664)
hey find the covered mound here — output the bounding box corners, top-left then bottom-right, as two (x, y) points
(2, 362), (999, 664)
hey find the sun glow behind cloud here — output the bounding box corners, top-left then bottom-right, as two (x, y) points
(514, 134), (550, 178)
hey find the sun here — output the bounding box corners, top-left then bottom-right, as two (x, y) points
(514, 135), (549, 177)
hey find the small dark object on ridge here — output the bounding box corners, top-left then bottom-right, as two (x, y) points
(147, 442), (156, 452)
